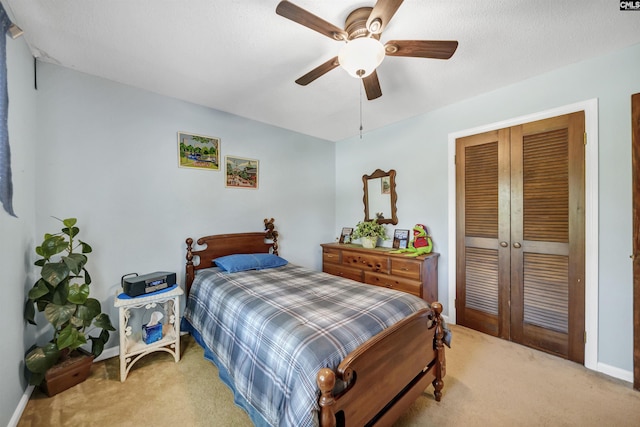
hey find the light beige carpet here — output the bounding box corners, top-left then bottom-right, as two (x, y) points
(18, 324), (640, 426)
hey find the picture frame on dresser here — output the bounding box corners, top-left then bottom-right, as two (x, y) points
(339, 227), (353, 244)
(393, 229), (410, 249)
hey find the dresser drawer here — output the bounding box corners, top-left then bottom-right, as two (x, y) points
(321, 243), (439, 303)
(342, 253), (389, 274)
(323, 263), (364, 282)
(364, 272), (421, 297)
(391, 258), (421, 280)
(323, 248), (341, 265)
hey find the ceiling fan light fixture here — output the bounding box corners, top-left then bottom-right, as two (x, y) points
(338, 37), (385, 78)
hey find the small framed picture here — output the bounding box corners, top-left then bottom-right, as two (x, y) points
(339, 227), (353, 244)
(393, 229), (410, 249)
(225, 156), (259, 189)
(177, 131), (220, 171)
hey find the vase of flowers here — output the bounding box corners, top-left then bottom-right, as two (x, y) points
(352, 219), (387, 249)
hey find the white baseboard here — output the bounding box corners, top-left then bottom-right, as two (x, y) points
(95, 346), (119, 362)
(597, 362), (634, 383)
(8, 385), (34, 427)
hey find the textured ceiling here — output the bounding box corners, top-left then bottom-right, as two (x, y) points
(3, 0), (640, 142)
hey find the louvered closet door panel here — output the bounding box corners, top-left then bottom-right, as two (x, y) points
(456, 129), (511, 338)
(523, 128), (569, 242)
(523, 253), (569, 333)
(509, 112), (585, 362)
(465, 142), (498, 238)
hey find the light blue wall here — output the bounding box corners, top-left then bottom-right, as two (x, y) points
(1, 34), (37, 426)
(32, 61), (337, 342)
(3, 46), (336, 423)
(336, 42), (640, 373)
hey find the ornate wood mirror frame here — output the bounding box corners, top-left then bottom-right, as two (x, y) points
(363, 169), (398, 225)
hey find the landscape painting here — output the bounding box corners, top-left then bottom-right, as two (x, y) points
(178, 131), (220, 170)
(226, 156), (259, 189)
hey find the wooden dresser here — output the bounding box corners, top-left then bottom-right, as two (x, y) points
(321, 242), (439, 303)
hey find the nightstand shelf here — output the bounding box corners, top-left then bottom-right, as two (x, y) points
(114, 285), (183, 382)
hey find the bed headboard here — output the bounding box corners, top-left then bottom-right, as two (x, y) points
(185, 219), (279, 295)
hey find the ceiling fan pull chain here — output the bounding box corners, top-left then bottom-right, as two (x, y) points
(359, 83), (363, 139)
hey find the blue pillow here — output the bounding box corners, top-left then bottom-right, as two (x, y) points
(214, 253), (288, 273)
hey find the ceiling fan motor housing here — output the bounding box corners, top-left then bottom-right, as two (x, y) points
(345, 7), (380, 41)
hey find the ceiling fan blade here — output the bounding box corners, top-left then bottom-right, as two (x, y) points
(384, 40), (459, 59)
(276, 1), (348, 41)
(295, 57), (340, 86)
(362, 71), (382, 100)
(366, 0), (404, 34)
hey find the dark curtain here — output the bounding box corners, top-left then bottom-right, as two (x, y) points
(0, 2), (15, 217)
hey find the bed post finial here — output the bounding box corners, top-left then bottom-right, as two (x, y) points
(317, 368), (336, 427)
(186, 238), (195, 295)
(431, 301), (445, 402)
(264, 217), (279, 255)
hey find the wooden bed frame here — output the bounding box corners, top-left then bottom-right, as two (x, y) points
(185, 221), (446, 427)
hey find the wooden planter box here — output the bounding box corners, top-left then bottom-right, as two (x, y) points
(41, 349), (95, 397)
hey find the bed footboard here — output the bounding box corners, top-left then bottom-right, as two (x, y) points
(317, 302), (445, 427)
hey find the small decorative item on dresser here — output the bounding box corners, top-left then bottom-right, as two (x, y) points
(390, 224), (433, 257)
(352, 219), (387, 248)
(339, 227), (353, 244)
(393, 229), (410, 249)
(360, 236), (378, 249)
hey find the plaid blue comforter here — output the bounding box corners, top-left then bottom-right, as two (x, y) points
(183, 263), (431, 427)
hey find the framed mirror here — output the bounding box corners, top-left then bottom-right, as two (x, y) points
(363, 169), (398, 225)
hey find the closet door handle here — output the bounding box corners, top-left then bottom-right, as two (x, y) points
(500, 241), (508, 247)
(513, 242), (522, 249)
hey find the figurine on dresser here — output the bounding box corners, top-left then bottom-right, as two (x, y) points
(390, 224), (433, 257)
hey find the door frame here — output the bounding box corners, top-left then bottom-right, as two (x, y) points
(447, 98), (599, 370)
(632, 92), (639, 390)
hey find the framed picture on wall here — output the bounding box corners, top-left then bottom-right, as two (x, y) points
(339, 227), (354, 244)
(393, 229), (410, 249)
(177, 131), (220, 171)
(225, 156), (259, 189)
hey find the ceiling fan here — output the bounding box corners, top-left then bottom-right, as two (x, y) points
(276, 0), (459, 100)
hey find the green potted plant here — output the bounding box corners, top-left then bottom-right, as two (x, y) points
(352, 219), (388, 249)
(24, 217), (114, 396)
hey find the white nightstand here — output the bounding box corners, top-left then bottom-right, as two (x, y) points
(114, 285), (183, 382)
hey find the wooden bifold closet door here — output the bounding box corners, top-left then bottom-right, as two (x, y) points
(456, 112), (585, 363)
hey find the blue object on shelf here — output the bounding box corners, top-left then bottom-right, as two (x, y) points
(117, 284), (178, 300)
(142, 323), (162, 344)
